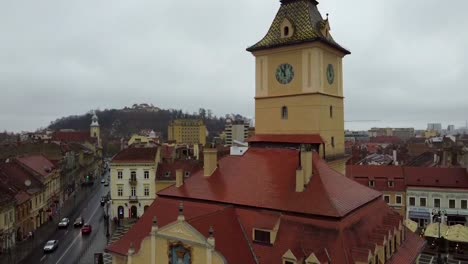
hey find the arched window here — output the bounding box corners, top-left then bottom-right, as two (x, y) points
(329, 105), (333, 118)
(284, 26), (289, 37)
(281, 106), (288, 120)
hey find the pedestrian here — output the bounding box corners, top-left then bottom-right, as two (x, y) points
(28, 231), (32, 239)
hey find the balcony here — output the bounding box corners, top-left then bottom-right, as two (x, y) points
(129, 178), (137, 185)
(129, 195), (138, 203)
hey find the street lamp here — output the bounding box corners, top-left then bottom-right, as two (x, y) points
(432, 208), (447, 264)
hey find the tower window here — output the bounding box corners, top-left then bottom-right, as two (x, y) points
(329, 105), (333, 118)
(283, 26), (289, 37)
(281, 106), (288, 120)
(331, 136), (335, 147)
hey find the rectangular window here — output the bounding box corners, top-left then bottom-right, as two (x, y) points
(117, 185), (123, 197)
(396, 195), (402, 205)
(131, 187), (136, 196)
(254, 229), (270, 244)
(144, 171), (149, 179)
(462, 200), (467, 209)
(434, 198), (440, 208)
(368, 180), (375, 187)
(131, 171), (136, 180)
(388, 181), (394, 188)
(409, 197), (415, 206)
(449, 199), (456, 209)
(331, 136), (335, 148)
(383, 195), (390, 204)
(420, 197), (426, 207)
(144, 184), (149, 196)
(117, 171), (123, 179)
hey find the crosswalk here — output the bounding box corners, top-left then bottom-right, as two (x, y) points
(103, 223), (134, 264)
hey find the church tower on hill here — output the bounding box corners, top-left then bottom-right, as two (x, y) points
(247, 0), (350, 159)
(90, 110), (101, 147)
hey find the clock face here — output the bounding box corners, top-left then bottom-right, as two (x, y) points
(276, 63), (294, 85)
(326, 64), (335, 84)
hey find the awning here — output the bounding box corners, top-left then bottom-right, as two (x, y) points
(404, 219), (419, 233)
(424, 223), (449, 238)
(409, 211), (431, 220)
(445, 224), (468, 243)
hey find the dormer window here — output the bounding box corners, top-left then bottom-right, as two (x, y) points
(368, 180), (375, 187)
(254, 229), (271, 244)
(388, 180), (394, 188)
(280, 18), (294, 38)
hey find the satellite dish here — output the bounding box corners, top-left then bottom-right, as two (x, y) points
(25, 180), (31, 187)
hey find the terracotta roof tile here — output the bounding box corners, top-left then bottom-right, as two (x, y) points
(156, 160), (202, 181)
(247, 134), (324, 144)
(52, 131), (93, 143)
(159, 148), (380, 218)
(346, 165), (406, 192)
(16, 155), (55, 179)
(112, 147), (157, 163)
(387, 229), (426, 264)
(405, 167), (468, 189)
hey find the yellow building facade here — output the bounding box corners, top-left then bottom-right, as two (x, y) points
(0, 199), (16, 252)
(168, 119), (207, 146)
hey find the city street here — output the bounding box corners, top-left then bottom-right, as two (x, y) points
(19, 173), (111, 264)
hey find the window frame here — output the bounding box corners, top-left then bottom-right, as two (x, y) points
(281, 106), (288, 120)
(461, 200), (467, 210)
(144, 184), (150, 196)
(434, 198), (441, 208)
(144, 170), (149, 179)
(388, 180), (394, 188)
(409, 196), (416, 206)
(368, 180), (375, 187)
(383, 195), (390, 204)
(395, 195), (402, 205)
(117, 185), (123, 197)
(419, 197), (427, 207)
(449, 199), (456, 209)
(117, 171), (123, 179)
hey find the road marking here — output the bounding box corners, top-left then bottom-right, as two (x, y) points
(55, 199), (101, 264)
(40, 255), (46, 262)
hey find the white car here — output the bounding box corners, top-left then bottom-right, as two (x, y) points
(101, 179), (105, 183)
(43, 240), (59, 253)
(58, 218), (69, 228)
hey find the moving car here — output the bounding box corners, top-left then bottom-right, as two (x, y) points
(57, 218), (70, 228)
(81, 224), (92, 235)
(73, 217), (84, 227)
(100, 179), (105, 184)
(43, 240), (59, 253)
(104, 182), (109, 187)
(100, 197), (106, 206)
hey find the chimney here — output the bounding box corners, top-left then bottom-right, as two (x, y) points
(175, 169), (183, 187)
(151, 216), (158, 234)
(295, 166), (305, 192)
(393, 150), (398, 166)
(203, 148), (218, 177)
(300, 146), (313, 184)
(178, 202), (185, 221)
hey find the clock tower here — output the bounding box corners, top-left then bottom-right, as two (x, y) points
(247, 0), (350, 158)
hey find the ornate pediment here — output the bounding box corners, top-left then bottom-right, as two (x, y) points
(158, 221), (208, 245)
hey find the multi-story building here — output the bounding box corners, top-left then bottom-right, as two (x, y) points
(392, 128), (414, 141)
(0, 187), (16, 254)
(427, 123), (442, 132)
(224, 119), (249, 145)
(368, 127), (393, 138)
(106, 0), (425, 263)
(110, 147), (161, 219)
(167, 119), (207, 146)
(405, 167), (468, 228)
(347, 165), (406, 217)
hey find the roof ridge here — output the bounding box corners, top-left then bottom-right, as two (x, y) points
(187, 205), (234, 224)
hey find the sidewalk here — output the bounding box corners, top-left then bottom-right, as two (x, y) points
(0, 183), (99, 264)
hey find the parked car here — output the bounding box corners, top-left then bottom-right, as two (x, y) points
(100, 197), (106, 206)
(73, 217), (84, 227)
(57, 218), (70, 228)
(100, 179), (105, 184)
(43, 240), (59, 253)
(81, 224), (92, 235)
(104, 182), (109, 187)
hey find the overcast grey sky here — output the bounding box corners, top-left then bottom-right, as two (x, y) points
(1, 0), (467, 132)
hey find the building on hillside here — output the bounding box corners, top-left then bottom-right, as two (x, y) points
(106, 0), (424, 263)
(110, 147), (161, 219)
(224, 119), (249, 146)
(347, 165), (406, 217)
(0, 188), (16, 253)
(167, 119), (207, 146)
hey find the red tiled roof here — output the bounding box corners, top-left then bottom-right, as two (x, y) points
(370, 136), (401, 144)
(16, 155), (55, 180)
(387, 229), (426, 264)
(162, 145), (175, 160)
(52, 131), (93, 143)
(106, 198), (256, 263)
(347, 165), (406, 192)
(405, 167), (468, 189)
(159, 148), (381, 217)
(112, 147), (157, 163)
(107, 197), (403, 263)
(156, 160), (202, 181)
(0, 162), (43, 192)
(15, 191), (31, 204)
(247, 134), (324, 144)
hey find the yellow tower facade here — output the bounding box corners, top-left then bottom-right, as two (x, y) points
(247, 0), (350, 158)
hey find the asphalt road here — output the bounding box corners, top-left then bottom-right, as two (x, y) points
(20, 173), (110, 264)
